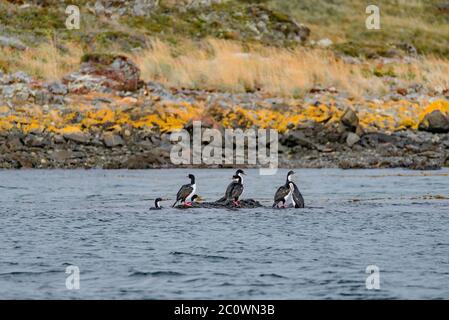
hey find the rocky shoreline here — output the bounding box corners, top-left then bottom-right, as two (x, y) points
(1, 54), (448, 170)
(1, 121), (448, 170)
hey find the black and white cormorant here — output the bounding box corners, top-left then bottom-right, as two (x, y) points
(217, 169), (246, 203)
(229, 174), (244, 206)
(291, 181), (305, 208)
(273, 170), (296, 208)
(150, 198), (163, 210)
(191, 194), (199, 203)
(172, 174), (196, 207)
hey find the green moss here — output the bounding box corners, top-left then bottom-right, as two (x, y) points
(80, 53), (117, 65)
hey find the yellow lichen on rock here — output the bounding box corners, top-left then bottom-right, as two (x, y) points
(418, 100), (449, 123)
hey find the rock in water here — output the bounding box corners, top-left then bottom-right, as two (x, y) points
(418, 110), (449, 133)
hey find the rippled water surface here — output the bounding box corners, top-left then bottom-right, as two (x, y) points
(1, 168), (449, 299)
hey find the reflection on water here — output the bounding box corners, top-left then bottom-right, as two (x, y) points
(0, 168), (449, 299)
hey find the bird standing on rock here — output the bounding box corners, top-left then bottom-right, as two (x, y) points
(229, 174), (244, 206)
(217, 169), (246, 203)
(172, 174), (196, 207)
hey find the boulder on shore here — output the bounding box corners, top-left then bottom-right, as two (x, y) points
(340, 108), (359, 132)
(418, 110), (449, 133)
(63, 54), (142, 93)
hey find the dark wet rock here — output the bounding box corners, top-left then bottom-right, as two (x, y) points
(125, 152), (165, 169)
(13, 154), (34, 168)
(418, 110), (449, 133)
(280, 131), (319, 150)
(175, 199), (263, 209)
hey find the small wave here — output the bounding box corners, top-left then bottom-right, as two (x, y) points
(129, 270), (185, 277)
(259, 273), (288, 279)
(0, 270), (60, 277)
(0, 185), (27, 190)
(170, 251), (229, 260)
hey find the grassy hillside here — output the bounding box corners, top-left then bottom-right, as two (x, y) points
(1, 0), (448, 97)
(268, 0), (449, 56)
(1, 0), (448, 56)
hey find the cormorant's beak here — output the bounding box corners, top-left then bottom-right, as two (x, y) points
(196, 196), (204, 202)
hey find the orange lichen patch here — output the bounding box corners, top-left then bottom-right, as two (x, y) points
(398, 117), (417, 130)
(131, 101), (206, 132)
(1, 98), (448, 136)
(22, 121), (44, 134)
(58, 125), (83, 134)
(80, 109), (116, 128)
(219, 104), (342, 132)
(357, 100), (422, 131)
(0, 119), (14, 131)
(418, 100), (449, 122)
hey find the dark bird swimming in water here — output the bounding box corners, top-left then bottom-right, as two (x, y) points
(172, 174), (196, 207)
(191, 194), (199, 203)
(150, 197), (163, 210)
(273, 170), (296, 208)
(217, 169), (246, 203)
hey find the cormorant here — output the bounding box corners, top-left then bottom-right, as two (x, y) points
(150, 197), (163, 210)
(273, 170), (296, 208)
(172, 174), (196, 207)
(217, 169), (246, 202)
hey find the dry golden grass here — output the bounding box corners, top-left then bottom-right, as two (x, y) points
(131, 39), (386, 97)
(0, 38), (83, 81)
(132, 39), (449, 98)
(2, 37), (449, 98)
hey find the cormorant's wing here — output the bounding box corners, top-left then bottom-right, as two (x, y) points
(274, 185), (290, 202)
(176, 184), (194, 201)
(230, 184), (244, 200)
(217, 181), (237, 202)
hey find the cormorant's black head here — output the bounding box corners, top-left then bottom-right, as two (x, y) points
(187, 174), (195, 183)
(155, 198), (162, 208)
(287, 170), (295, 181)
(191, 195), (198, 202)
(236, 169), (246, 176)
